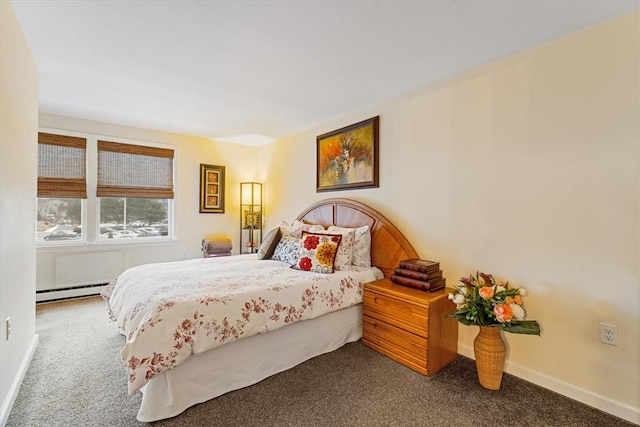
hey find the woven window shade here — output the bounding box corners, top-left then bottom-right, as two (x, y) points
(38, 132), (87, 198)
(97, 140), (174, 199)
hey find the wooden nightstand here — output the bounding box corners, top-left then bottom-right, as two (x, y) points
(362, 278), (458, 376)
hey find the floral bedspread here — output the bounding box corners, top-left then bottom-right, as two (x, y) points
(102, 254), (383, 394)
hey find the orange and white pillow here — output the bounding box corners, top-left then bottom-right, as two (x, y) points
(291, 232), (342, 274)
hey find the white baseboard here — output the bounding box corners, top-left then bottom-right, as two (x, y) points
(0, 334), (39, 427)
(458, 344), (640, 425)
(36, 284), (105, 303)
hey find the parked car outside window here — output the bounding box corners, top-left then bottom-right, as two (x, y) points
(43, 230), (79, 241)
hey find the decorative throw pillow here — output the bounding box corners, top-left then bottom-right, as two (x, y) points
(271, 234), (302, 265)
(278, 220), (324, 238)
(256, 227), (282, 260)
(292, 232), (342, 274)
(303, 223), (325, 233)
(313, 228), (354, 270)
(328, 225), (371, 267)
(278, 220), (305, 238)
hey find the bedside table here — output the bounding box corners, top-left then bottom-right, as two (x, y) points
(362, 278), (458, 376)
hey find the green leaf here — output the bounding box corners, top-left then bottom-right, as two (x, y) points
(499, 320), (541, 335)
(446, 311), (475, 326)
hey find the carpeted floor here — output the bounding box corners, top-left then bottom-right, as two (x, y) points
(6, 297), (634, 427)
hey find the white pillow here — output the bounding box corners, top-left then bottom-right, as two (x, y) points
(278, 220), (305, 238)
(278, 220), (324, 237)
(314, 229), (355, 271)
(303, 223), (325, 233)
(328, 225), (371, 267)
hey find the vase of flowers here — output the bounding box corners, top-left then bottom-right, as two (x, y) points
(447, 272), (540, 390)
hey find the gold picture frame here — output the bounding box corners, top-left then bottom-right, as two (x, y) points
(316, 116), (379, 192)
(199, 164), (225, 213)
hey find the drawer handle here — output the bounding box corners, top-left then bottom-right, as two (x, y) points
(373, 322), (389, 333)
(373, 296), (388, 306)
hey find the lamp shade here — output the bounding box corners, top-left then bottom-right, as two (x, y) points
(241, 182), (262, 206)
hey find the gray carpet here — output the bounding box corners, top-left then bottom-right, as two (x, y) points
(7, 297), (634, 427)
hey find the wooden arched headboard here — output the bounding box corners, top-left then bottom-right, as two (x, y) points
(296, 198), (418, 278)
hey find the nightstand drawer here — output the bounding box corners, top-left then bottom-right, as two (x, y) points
(363, 290), (428, 336)
(363, 315), (427, 357)
(362, 316), (431, 375)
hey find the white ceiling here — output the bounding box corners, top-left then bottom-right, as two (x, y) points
(11, 1), (639, 145)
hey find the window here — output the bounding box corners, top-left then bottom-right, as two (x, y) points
(37, 131), (175, 245)
(96, 140), (174, 241)
(36, 132), (86, 244)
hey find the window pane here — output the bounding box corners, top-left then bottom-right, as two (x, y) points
(37, 198), (83, 244)
(99, 197), (170, 240)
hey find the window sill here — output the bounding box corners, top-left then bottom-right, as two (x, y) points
(36, 238), (179, 254)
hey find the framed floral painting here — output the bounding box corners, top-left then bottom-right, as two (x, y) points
(316, 116), (379, 192)
(199, 164), (225, 213)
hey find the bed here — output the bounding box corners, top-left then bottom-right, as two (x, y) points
(103, 198), (418, 422)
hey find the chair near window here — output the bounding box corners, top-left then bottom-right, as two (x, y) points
(201, 235), (232, 258)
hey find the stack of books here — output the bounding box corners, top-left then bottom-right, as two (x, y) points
(390, 259), (446, 292)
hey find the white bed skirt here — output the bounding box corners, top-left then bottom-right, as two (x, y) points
(137, 304), (363, 422)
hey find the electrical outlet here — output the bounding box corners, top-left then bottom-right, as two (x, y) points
(5, 317), (11, 340)
(600, 322), (618, 346)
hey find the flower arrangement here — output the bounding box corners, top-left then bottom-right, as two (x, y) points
(447, 272), (540, 335)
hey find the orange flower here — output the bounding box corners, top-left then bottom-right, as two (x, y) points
(315, 243), (336, 265)
(494, 303), (514, 323)
(513, 295), (523, 305)
(478, 286), (494, 300)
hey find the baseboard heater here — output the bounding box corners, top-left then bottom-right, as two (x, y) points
(37, 251), (124, 303)
(36, 283), (108, 303)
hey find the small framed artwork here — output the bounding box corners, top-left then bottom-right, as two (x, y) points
(316, 116), (379, 192)
(199, 164), (225, 213)
(243, 210), (262, 229)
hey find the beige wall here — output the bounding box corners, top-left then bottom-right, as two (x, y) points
(263, 12), (639, 422)
(35, 114), (259, 291)
(0, 2), (39, 423)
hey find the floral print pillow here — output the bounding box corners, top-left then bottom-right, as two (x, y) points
(315, 229), (355, 270)
(271, 234), (303, 265)
(292, 232), (342, 274)
(328, 225), (371, 267)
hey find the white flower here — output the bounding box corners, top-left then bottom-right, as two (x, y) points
(510, 303), (526, 321)
(452, 293), (466, 305)
(460, 286), (468, 294)
(495, 285), (506, 293)
(519, 287), (528, 296)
